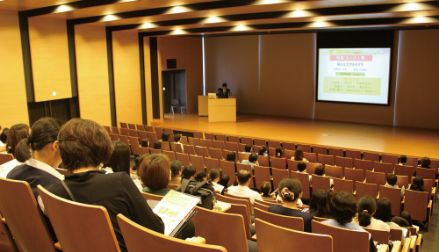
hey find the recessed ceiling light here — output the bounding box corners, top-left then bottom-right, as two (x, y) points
(406, 16), (436, 24)
(54, 5), (74, 13)
(119, 0), (138, 2)
(256, 0), (287, 4)
(309, 20), (332, 28)
(285, 9), (313, 18)
(205, 16), (226, 24)
(101, 14), (120, 22)
(393, 2), (430, 12)
(139, 22), (158, 29)
(232, 24), (252, 31)
(168, 6), (191, 14)
(171, 28), (187, 35)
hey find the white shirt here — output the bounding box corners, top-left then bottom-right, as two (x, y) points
(25, 158), (64, 180)
(212, 182), (224, 193)
(367, 218), (391, 232)
(227, 184), (262, 204)
(0, 159), (22, 178)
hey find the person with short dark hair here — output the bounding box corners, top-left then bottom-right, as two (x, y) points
(385, 174), (405, 195)
(409, 176), (424, 191)
(226, 151), (236, 162)
(258, 146), (268, 156)
(241, 153), (259, 166)
(227, 169), (262, 204)
(309, 190), (331, 219)
(398, 155), (407, 165)
(0, 138), (31, 178)
(5, 123), (29, 156)
(268, 178), (312, 232)
(105, 141), (131, 174)
(356, 196), (390, 231)
(0, 127), (9, 152)
(260, 181), (272, 199)
(161, 133), (169, 142)
(375, 198), (405, 235)
(169, 160), (182, 188)
(314, 165), (325, 176)
(8, 118), (63, 197)
(181, 165), (196, 180)
(275, 147), (284, 158)
(140, 154), (171, 196)
(153, 141), (162, 149)
(209, 168), (224, 193)
(292, 148), (309, 163)
(420, 157), (431, 168)
(297, 161), (307, 172)
(195, 171), (207, 182)
(217, 82), (231, 98)
(244, 144), (252, 153)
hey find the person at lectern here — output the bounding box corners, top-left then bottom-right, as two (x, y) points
(216, 83), (232, 98)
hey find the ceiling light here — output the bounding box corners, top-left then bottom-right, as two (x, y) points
(232, 24), (252, 32)
(257, 0), (287, 4)
(139, 22), (158, 29)
(171, 28), (187, 35)
(393, 2), (430, 12)
(309, 20), (332, 28)
(168, 6), (191, 14)
(285, 9), (313, 18)
(205, 16), (226, 24)
(54, 5), (74, 13)
(406, 16), (436, 24)
(119, 0), (138, 2)
(101, 14), (120, 22)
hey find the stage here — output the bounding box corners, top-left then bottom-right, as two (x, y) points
(155, 114), (439, 159)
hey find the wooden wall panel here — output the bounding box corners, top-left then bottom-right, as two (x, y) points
(28, 16), (71, 102)
(75, 24), (111, 126)
(143, 37), (153, 125)
(112, 29), (142, 126)
(0, 10), (29, 126)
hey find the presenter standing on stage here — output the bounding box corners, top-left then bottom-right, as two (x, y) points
(217, 83), (232, 98)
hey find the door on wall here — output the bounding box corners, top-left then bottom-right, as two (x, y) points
(27, 98), (80, 125)
(162, 70), (187, 116)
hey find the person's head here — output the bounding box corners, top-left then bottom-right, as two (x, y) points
(399, 155), (407, 165)
(6, 124), (29, 156)
(153, 141), (162, 149)
(411, 176), (424, 191)
(275, 147), (283, 157)
(106, 141), (131, 174)
(244, 144), (252, 153)
(386, 174), (397, 186)
(258, 146), (267, 156)
(278, 178), (302, 203)
(139, 154), (170, 190)
(219, 175), (230, 187)
(14, 139), (31, 163)
(222, 83), (227, 88)
(140, 139), (149, 147)
(208, 168), (221, 183)
(170, 160), (182, 178)
(314, 165), (325, 176)
(58, 118), (112, 171)
(174, 133), (181, 142)
(0, 128), (9, 143)
(161, 133), (169, 142)
(260, 181), (271, 197)
(294, 149), (304, 161)
(297, 161), (307, 172)
(400, 211), (412, 225)
(357, 196), (377, 227)
(237, 169), (252, 186)
(328, 191), (357, 225)
(182, 165), (196, 180)
(195, 171), (207, 182)
(226, 151), (236, 162)
(248, 153), (258, 163)
(310, 190), (331, 217)
(420, 157), (431, 168)
(391, 216), (410, 227)
(375, 198), (392, 222)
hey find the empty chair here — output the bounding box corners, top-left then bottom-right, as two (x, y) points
(379, 186), (402, 216)
(318, 154), (335, 165)
(214, 134), (227, 141)
(256, 219), (332, 252)
(254, 166), (271, 189)
(111, 127), (119, 135)
(254, 139), (267, 146)
(135, 124), (145, 131)
(176, 152), (190, 166)
(335, 156), (354, 168)
(38, 186), (121, 252)
(364, 228), (389, 245)
(193, 206), (248, 252)
(313, 146), (327, 155)
(344, 168), (365, 182)
(0, 154), (14, 165)
(120, 122), (127, 128)
(345, 149), (362, 160)
(208, 148), (223, 159)
(128, 129), (138, 137)
(354, 159), (374, 171)
(282, 142), (296, 151)
(172, 143), (184, 153)
(204, 133), (215, 140)
(117, 214), (226, 252)
(150, 148), (162, 155)
(240, 137), (253, 146)
(127, 123), (136, 130)
(189, 155), (205, 173)
(290, 171), (311, 200)
(146, 132), (158, 144)
(238, 152), (250, 162)
(224, 142), (239, 152)
(254, 208), (304, 231)
(238, 143), (247, 152)
(312, 220), (369, 252)
(355, 181), (378, 199)
(365, 170), (386, 185)
(287, 159), (300, 172)
(268, 140), (282, 148)
(193, 132), (204, 139)
(204, 157), (220, 172)
(306, 162), (323, 177)
(374, 162), (394, 174)
(325, 165), (344, 179)
(396, 175), (409, 188)
(389, 229), (403, 242)
(333, 177), (354, 193)
(219, 160), (237, 181)
(394, 165), (415, 181)
(415, 167), (436, 180)
(272, 168), (289, 189)
(183, 144), (196, 155)
(312, 175), (331, 192)
(195, 146), (209, 157)
(161, 141), (171, 151)
(118, 135), (130, 146)
(405, 157), (419, 167)
(0, 179), (57, 252)
(119, 128), (129, 136)
(211, 140), (225, 149)
(404, 190), (431, 223)
(199, 139), (213, 148)
(284, 149), (295, 159)
(381, 154), (399, 164)
(257, 155), (269, 167)
(270, 157), (286, 169)
(304, 152), (317, 162)
(328, 148), (344, 157)
(227, 136), (240, 143)
(188, 137), (201, 146)
(296, 144), (312, 153)
(363, 152), (380, 162)
(162, 150), (176, 161)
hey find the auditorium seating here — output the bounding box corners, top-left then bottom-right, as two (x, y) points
(0, 154), (13, 165)
(379, 185), (402, 216)
(364, 228), (389, 245)
(254, 208), (304, 231)
(312, 175), (331, 192)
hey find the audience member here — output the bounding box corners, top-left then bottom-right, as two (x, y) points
(209, 168), (224, 193)
(105, 141), (131, 174)
(46, 118), (164, 252)
(385, 174), (404, 195)
(0, 127), (9, 152)
(309, 190), (331, 219)
(0, 139), (31, 178)
(375, 198), (405, 233)
(419, 157), (431, 168)
(140, 154), (171, 196)
(398, 155), (407, 165)
(292, 148), (309, 163)
(356, 196), (390, 231)
(260, 181), (274, 200)
(323, 191), (367, 231)
(241, 153), (258, 166)
(297, 161), (307, 173)
(243, 144), (252, 154)
(268, 178), (312, 232)
(195, 171), (207, 182)
(409, 176), (424, 191)
(7, 117), (63, 197)
(5, 123), (29, 156)
(227, 169), (262, 204)
(258, 146), (268, 156)
(181, 165), (196, 180)
(153, 141), (162, 149)
(225, 151), (236, 162)
(169, 160), (182, 189)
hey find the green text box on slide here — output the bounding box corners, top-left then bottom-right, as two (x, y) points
(323, 77), (381, 96)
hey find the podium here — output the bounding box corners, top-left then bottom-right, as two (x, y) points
(198, 96), (236, 122)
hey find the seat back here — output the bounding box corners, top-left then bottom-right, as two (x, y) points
(364, 228), (389, 245)
(254, 200), (270, 211)
(312, 220), (369, 252)
(345, 150), (361, 159)
(256, 218), (332, 252)
(189, 155), (205, 173)
(204, 157), (220, 172)
(312, 175), (331, 192)
(365, 171), (386, 185)
(219, 160), (237, 182)
(396, 175), (409, 188)
(193, 207), (248, 252)
(318, 154), (335, 165)
(355, 181), (378, 199)
(270, 157), (286, 169)
(162, 150), (176, 161)
(394, 165), (415, 181)
(354, 159), (374, 171)
(378, 186), (402, 216)
(296, 144), (311, 153)
(415, 167), (436, 180)
(335, 156), (354, 168)
(195, 146), (209, 157)
(175, 152), (190, 166)
(183, 144), (196, 155)
(344, 168), (365, 182)
(215, 194), (252, 227)
(381, 154), (398, 164)
(325, 165), (344, 178)
(271, 168), (289, 189)
(333, 178), (354, 193)
(0, 179), (56, 252)
(328, 148), (344, 157)
(389, 228), (403, 242)
(223, 142), (239, 152)
(363, 152), (380, 162)
(37, 186), (120, 252)
(208, 148), (223, 159)
(0, 154), (14, 165)
(290, 171), (310, 200)
(142, 192), (164, 201)
(404, 190), (430, 222)
(254, 165), (271, 189)
(254, 208), (304, 231)
(0, 216), (16, 252)
(313, 146), (328, 155)
(257, 155), (269, 167)
(304, 152), (317, 162)
(374, 162), (394, 174)
(227, 136), (240, 143)
(117, 214), (226, 252)
(240, 137), (253, 145)
(211, 140), (225, 149)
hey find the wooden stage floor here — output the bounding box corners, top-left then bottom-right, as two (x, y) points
(155, 114), (439, 159)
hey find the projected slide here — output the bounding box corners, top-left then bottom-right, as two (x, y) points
(317, 48), (391, 105)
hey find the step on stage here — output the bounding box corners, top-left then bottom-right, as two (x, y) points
(156, 114), (439, 159)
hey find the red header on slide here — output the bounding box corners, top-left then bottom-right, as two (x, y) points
(330, 55), (372, 61)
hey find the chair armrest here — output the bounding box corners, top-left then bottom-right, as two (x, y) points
(54, 242), (62, 251)
(377, 244), (389, 252)
(410, 235), (417, 251)
(390, 241), (401, 252)
(401, 237), (411, 252)
(416, 234), (423, 252)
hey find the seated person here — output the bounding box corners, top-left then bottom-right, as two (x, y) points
(313, 165), (334, 186)
(408, 176), (424, 191)
(195, 171), (207, 182)
(375, 198), (406, 236)
(8, 117), (64, 197)
(173, 134), (184, 152)
(258, 146), (268, 156)
(225, 151), (236, 162)
(274, 147), (284, 158)
(208, 168), (225, 193)
(169, 160), (182, 189)
(241, 153), (258, 166)
(153, 141), (162, 150)
(0, 127), (8, 152)
(104, 140), (130, 174)
(216, 83), (231, 98)
(260, 181), (275, 200)
(309, 190), (331, 219)
(384, 174), (404, 196)
(227, 169), (262, 204)
(0, 139), (31, 178)
(419, 157), (431, 168)
(181, 165), (196, 180)
(292, 148), (309, 163)
(398, 155), (407, 166)
(268, 178), (312, 232)
(140, 154), (171, 196)
(46, 119), (164, 252)
(5, 123), (29, 156)
(356, 196), (390, 231)
(297, 161), (307, 173)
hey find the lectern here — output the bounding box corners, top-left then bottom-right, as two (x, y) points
(198, 95), (236, 122)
